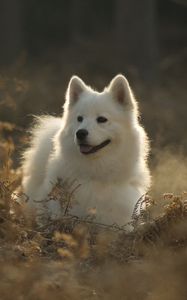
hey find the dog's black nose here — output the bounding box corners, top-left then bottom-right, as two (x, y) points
(76, 129), (88, 140)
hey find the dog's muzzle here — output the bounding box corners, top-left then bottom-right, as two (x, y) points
(76, 129), (111, 155)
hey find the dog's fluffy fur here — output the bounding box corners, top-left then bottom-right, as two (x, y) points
(21, 75), (150, 225)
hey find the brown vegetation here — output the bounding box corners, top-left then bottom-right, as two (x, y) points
(0, 122), (187, 299)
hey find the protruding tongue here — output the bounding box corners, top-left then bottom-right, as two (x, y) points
(79, 144), (93, 154)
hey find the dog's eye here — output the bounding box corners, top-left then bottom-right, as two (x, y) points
(77, 116), (83, 122)
(97, 116), (108, 123)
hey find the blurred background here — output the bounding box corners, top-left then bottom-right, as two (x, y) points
(0, 0), (186, 194)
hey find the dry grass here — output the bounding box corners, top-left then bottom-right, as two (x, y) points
(0, 122), (187, 299)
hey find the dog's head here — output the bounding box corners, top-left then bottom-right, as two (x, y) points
(63, 74), (139, 156)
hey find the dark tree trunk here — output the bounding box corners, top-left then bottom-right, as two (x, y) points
(0, 0), (23, 65)
(115, 0), (158, 83)
(69, 0), (84, 41)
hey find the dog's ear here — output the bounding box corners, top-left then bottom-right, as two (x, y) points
(66, 76), (86, 105)
(108, 74), (136, 109)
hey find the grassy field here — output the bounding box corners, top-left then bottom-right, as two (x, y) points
(0, 54), (187, 299)
(1, 97), (187, 300)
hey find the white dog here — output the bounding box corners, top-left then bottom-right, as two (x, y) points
(21, 74), (150, 226)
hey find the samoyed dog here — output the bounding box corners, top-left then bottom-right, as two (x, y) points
(21, 74), (150, 226)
